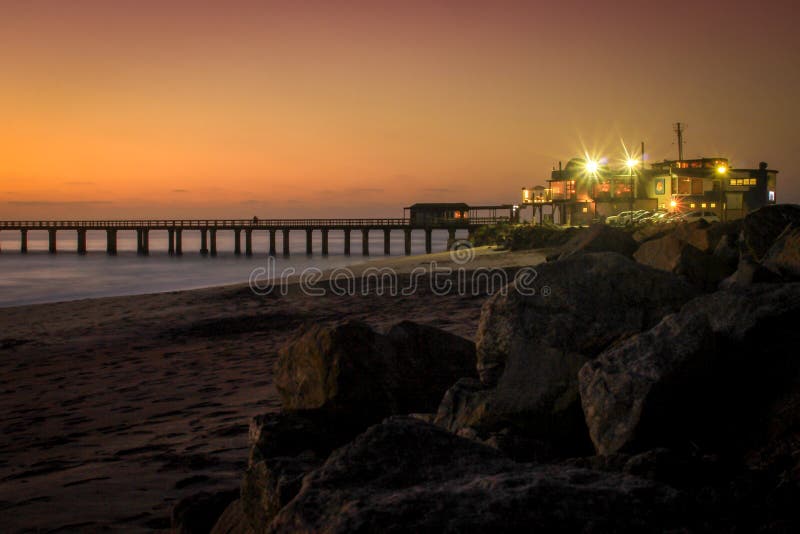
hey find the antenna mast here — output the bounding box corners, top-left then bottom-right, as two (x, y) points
(673, 122), (686, 161)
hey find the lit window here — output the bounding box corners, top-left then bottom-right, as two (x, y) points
(769, 191), (775, 201)
(582, 207), (588, 213)
(690, 203), (696, 209)
(659, 203), (666, 209)
(701, 203), (707, 208)
(710, 203), (716, 208)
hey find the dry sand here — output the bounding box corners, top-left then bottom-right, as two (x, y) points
(0, 247), (547, 532)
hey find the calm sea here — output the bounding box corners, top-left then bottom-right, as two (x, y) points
(0, 228), (463, 307)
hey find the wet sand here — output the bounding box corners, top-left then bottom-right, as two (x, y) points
(0, 247), (547, 532)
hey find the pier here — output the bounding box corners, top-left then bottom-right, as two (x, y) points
(0, 216), (506, 256)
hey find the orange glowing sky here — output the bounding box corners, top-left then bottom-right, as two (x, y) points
(1, 0), (798, 218)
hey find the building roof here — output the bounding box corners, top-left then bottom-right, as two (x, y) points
(406, 203), (470, 210)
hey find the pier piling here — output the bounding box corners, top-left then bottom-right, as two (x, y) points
(425, 228), (432, 254)
(200, 229), (208, 255)
(245, 229), (253, 256)
(209, 229), (217, 256)
(20, 229), (27, 253)
(306, 228), (313, 255)
(234, 229), (241, 255)
(362, 228), (370, 256)
(269, 229), (277, 256)
(384, 228), (391, 255)
(404, 229), (412, 255)
(168, 229), (175, 255)
(106, 229), (117, 255)
(77, 229), (87, 254)
(48, 229), (57, 253)
(321, 229), (329, 256)
(175, 230), (182, 255)
(282, 229), (290, 256)
(344, 229), (351, 255)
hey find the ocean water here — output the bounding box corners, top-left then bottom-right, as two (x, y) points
(0, 228), (464, 307)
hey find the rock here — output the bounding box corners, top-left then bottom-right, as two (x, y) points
(459, 253), (697, 455)
(719, 254), (785, 289)
(172, 489), (239, 534)
(275, 320), (476, 424)
(552, 224), (638, 261)
(632, 222), (676, 244)
(762, 226), (800, 280)
(210, 500), (254, 534)
(241, 411), (360, 531)
(633, 233), (734, 291)
(268, 417), (684, 533)
(384, 321), (478, 413)
(433, 377), (494, 433)
(579, 283), (800, 457)
(740, 204), (800, 261)
(673, 220), (713, 252)
(713, 234), (740, 270)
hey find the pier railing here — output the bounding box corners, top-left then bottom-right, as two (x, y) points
(0, 217), (507, 230)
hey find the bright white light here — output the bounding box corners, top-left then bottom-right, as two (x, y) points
(585, 160), (599, 174)
(626, 158), (638, 169)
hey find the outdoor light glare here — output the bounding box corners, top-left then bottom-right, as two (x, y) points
(716, 165), (727, 174)
(626, 158), (638, 169)
(670, 200), (677, 208)
(585, 159), (599, 174)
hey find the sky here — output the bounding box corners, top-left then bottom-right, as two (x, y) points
(1, 0), (798, 219)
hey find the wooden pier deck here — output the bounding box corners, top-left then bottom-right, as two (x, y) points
(0, 217), (506, 256)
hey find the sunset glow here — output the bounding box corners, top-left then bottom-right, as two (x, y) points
(1, 0), (798, 219)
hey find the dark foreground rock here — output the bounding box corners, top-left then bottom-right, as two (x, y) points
(579, 283), (800, 456)
(269, 417), (684, 534)
(275, 320), (476, 425)
(172, 489), (239, 534)
(740, 204), (800, 261)
(444, 253), (697, 456)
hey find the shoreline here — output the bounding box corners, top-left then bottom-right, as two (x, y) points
(0, 245), (547, 311)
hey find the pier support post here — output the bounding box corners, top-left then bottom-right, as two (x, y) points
(175, 230), (182, 255)
(383, 228), (391, 255)
(362, 228), (370, 256)
(20, 229), (28, 253)
(168, 229), (175, 255)
(344, 229), (351, 255)
(306, 228), (313, 255)
(48, 229), (57, 253)
(200, 229), (208, 255)
(234, 229), (241, 255)
(404, 228), (412, 255)
(77, 229), (87, 255)
(282, 228), (290, 256)
(210, 229), (217, 256)
(425, 228), (432, 254)
(269, 229), (277, 256)
(321, 228), (329, 256)
(245, 229), (253, 256)
(106, 229), (117, 255)
(447, 228), (457, 250)
(141, 229), (149, 255)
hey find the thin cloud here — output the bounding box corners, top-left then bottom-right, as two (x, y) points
(63, 181), (95, 186)
(7, 200), (113, 206)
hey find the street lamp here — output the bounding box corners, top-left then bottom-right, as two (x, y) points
(625, 158), (638, 225)
(715, 164), (727, 221)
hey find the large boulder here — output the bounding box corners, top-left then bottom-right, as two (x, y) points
(633, 233), (734, 291)
(762, 225), (800, 280)
(172, 489), (239, 534)
(552, 224), (638, 261)
(275, 321), (476, 423)
(579, 283), (800, 456)
(241, 411), (362, 531)
(269, 417), (683, 533)
(451, 253), (697, 454)
(740, 204), (800, 261)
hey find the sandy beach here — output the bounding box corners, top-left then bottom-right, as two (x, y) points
(0, 247), (547, 532)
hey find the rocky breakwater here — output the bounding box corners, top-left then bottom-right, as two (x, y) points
(195, 204), (800, 533)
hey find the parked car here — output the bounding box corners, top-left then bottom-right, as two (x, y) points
(680, 210), (720, 223)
